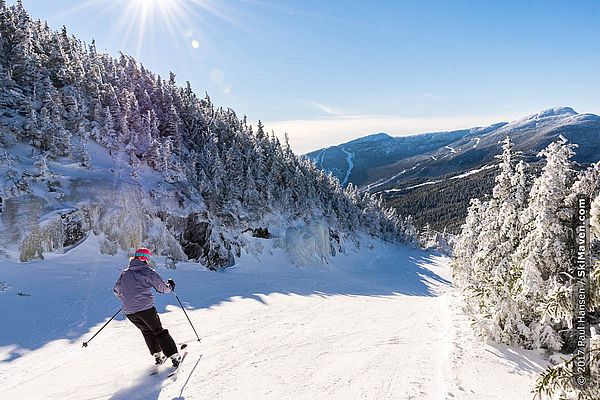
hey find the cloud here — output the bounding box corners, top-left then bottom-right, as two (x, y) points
(263, 112), (524, 154)
(424, 93), (443, 100)
(303, 101), (346, 116)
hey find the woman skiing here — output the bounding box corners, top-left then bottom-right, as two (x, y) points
(113, 247), (182, 367)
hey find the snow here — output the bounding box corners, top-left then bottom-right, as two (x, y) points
(363, 169), (407, 192)
(384, 164), (497, 193)
(318, 148), (327, 167)
(448, 164), (496, 180)
(535, 107), (577, 118)
(0, 235), (548, 399)
(340, 148), (354, 185)
(284, 221), (331, 266)
(501, 107), (582, 132)
(442, 292), (547, 399)
(444, 145), (457, 154)
(346, 132), (392, 145)
(402, 180), (438, 191)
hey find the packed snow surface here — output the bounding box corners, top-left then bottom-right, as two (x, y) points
(0, 236), (547, 399)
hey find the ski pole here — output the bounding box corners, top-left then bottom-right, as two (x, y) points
(173, 292), (201, 342)
(82, 308), (122, 347)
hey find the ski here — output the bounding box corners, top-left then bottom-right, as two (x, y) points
(167, 348), (188, 378)
(166, 354), (187, 378)
(149, 344), (188, 377)
(148, 358), (165, 376)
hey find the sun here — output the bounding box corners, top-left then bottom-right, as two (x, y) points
(122, 0), (246, 56)
(58, 0), (241, 58)
(121, 0), (190, 56)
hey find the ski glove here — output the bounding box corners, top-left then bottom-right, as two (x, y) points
(167, 278), (175, 290)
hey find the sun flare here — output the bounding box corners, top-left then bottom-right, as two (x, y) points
(121, 0), (189, 57)
(60, 0), (239, 58)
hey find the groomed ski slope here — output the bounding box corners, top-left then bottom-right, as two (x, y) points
(0, 236), (548, 400)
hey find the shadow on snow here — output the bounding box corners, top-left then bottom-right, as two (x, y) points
(0, 246), (450, 366)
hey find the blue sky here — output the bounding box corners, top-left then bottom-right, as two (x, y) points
(17, 0), (600, 153)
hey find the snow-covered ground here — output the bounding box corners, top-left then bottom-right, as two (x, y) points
(0, 236), (547, 399)
(384, 164), (497, 194)
(444, 146), (457, 154)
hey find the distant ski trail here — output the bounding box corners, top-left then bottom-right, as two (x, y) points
(319, 148), (327, 167)
(341, 148), (354, 185)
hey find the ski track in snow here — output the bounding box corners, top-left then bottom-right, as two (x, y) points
(0, 237), (547, 400)
(340, 148), (354, 185)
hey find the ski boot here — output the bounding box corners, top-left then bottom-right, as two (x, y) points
(153, 352), (166, 365)
(170, 353), (182, 368)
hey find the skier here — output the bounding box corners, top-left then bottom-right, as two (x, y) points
(113, 247), (182, 367)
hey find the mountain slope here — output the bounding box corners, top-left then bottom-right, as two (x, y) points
(306, 127), (503, 187)
(370, 107), (600, 192)
(307, 108), (600, 232)
(0, 235), (548, 399)
(307, 107), (600, 192)
(0, 2), (414, 267)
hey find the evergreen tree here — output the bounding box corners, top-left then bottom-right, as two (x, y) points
(79, 141), (91, 168)
(33, 153), (49, 176)
(0, 3), (415, 267)
(513, 137), (576, 349)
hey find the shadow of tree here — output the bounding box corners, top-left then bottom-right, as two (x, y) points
(484, 343), (547, 374)
(0, 246), (450, 366)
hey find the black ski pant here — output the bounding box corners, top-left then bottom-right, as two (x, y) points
(126, 307), (178, 357)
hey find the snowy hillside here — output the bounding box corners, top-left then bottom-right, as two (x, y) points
(306, 127), (484, 187)
(308, 108), (600, 191)
(0, 2), (415, 267)
(307, 108), (600, 232)
(0, 235), (549, 399)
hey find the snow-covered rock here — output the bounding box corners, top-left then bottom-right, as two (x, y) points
(285, 221), (331, 267)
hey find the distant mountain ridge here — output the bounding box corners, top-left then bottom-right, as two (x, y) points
(346, 132), (393, 145)
(307, 108), (600, 232)
(306, 108), (600, 191)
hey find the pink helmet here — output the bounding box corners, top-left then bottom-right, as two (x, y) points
(133, 247), (152, 262)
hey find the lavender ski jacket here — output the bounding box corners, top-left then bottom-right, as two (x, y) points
(113, 258), (172, 315)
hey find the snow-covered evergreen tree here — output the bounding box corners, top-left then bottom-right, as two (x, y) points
(455, 137), (584, 351)
(0, 2), (415, 266)
(454, 139), (528, 341)
(513, 137), (576, 350)
(33, 153), (49, 177)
